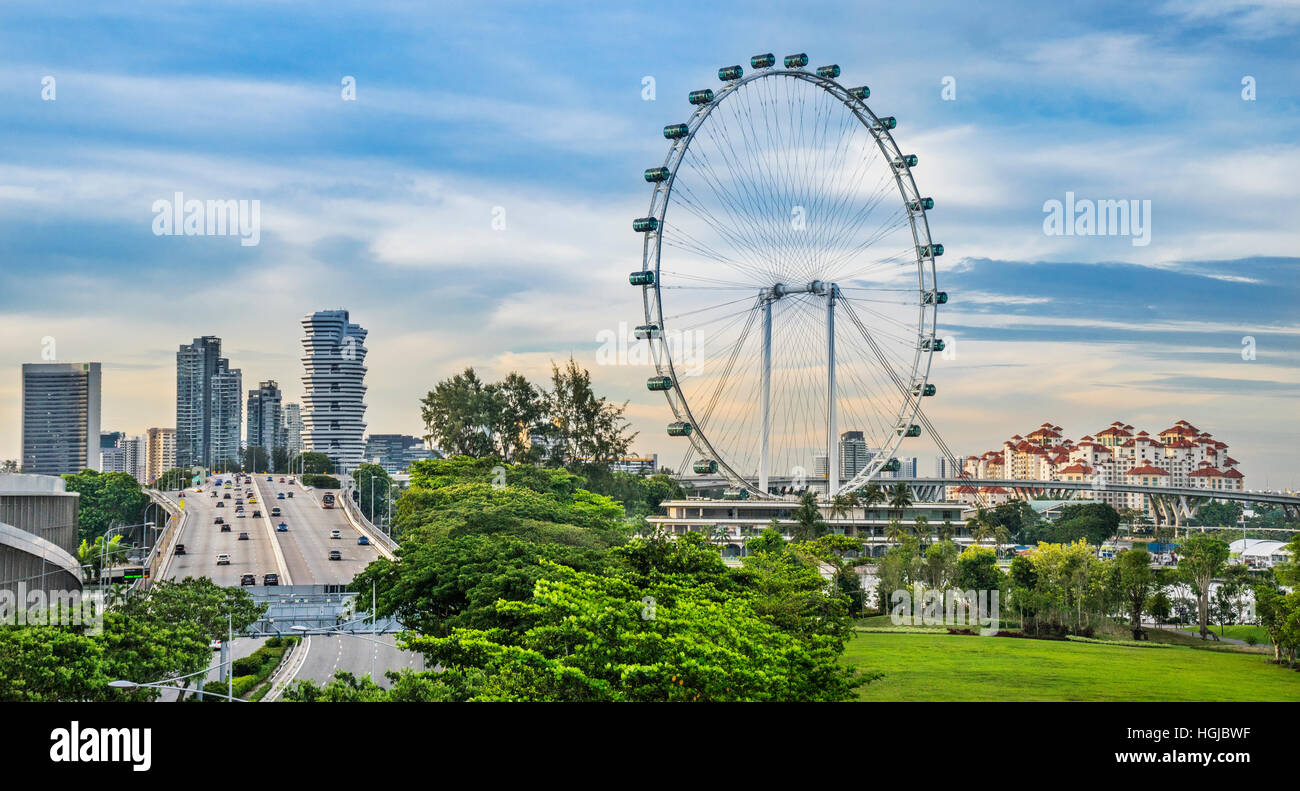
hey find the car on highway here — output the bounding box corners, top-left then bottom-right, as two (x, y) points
(214, 516), (224, 524)
(220, 524), (231, 532)
(252, 510), (261, 517)
(328, 550), (342, 561)
(210, 491), (217, 498)
(240, 574), (256, 586)
(357, 536), (370, 545)
(216, 501), (225, 508)
(266, 476), (273, 481)
(238, 531), (250, 540)
(263, 573), (279, 586)
(330, 529), (341, 539)
(276, 492), (285, 499)
(174, 543), (186, 555)
(277, 522), (288, 532)
(279, 477), (286, 482)
(223, 493), (231, 499)
(236, 511), (246, 518)
(216, 553), (231, 566)
(286, 491), (294, 498)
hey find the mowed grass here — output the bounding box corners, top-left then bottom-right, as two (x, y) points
(844, 632), (1300, 701)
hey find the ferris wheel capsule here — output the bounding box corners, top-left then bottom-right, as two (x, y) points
(718, 65), (743, 81)
(849, 86), (870, 100)
(644, 167), (670, 182)
(664, 123), (690, 139)
(688, 89), (715, 105)
(751, 53), (776, 68)
(816, 64), (840, 78)
(784, 53), (808, 68)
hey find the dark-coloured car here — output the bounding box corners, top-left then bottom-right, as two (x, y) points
(216, 501), (225, 508)
(174, 543), (186, 555)
(286, 491), (294, 499)
(279, 477), (285, 483)
(276, 522), (288, 532)
(223, 493), (231, 499)
(240, 574), (256, 586)
(270, 506), (281, 516)
(214, 516), (224, 525)
(328, 550), (342, 561)
(252, 510), (261, 517)
(276, 492), (285, 500)
(263, 573), (279, 586)
(357, 536), (370, 546)
(220, 524), (231, 532)
(237, 531), (250, 540)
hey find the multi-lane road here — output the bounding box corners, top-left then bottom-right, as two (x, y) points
(164, 474), (380, 585)
(161, 474), (422, 691)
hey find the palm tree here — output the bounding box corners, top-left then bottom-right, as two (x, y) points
(966, 507), (991, 547)
(861, 482), (886, 510)
(938, 519), (955, 543)
(885, 518), (907, 546)
(887, 482), (913, 522)
(912, 514), (931, 549)
(792, 490), (828, 542)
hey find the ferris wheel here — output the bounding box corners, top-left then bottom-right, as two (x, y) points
(632, 53), (946, 500)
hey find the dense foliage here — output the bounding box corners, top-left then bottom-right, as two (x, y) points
(309, 458), (867, 701)
(62, 469), (151, 542)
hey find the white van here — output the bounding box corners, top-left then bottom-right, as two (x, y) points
(216, 553), (231, 566)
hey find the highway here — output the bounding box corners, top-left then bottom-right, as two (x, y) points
(161, 474), (422, 691)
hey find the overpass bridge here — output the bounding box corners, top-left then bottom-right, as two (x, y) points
(676, 474), (1300, 530)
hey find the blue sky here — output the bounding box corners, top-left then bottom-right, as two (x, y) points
(1, 0), (1297, 486)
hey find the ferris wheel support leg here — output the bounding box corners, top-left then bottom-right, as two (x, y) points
(759, 297), (772, 496)
(827, 286), (839, 498)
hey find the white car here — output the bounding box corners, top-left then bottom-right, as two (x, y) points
(330, 530), (341, 539)
(216, 553), (231, 566)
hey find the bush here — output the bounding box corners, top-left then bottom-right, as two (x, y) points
(266, 636), (283, 648)
(302, 474), (340, 489)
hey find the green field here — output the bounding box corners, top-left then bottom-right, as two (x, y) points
(844, 631), (1300, 701)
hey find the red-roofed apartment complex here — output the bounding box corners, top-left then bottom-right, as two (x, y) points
(959, 420), (1244, 516)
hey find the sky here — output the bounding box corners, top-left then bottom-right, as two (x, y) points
(0, 0), (1297, 487)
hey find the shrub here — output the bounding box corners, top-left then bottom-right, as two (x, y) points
(302, 474), (340, 489)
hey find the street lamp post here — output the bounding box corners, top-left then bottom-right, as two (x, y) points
(108, 655), (247, 702)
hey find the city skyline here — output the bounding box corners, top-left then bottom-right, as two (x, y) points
(0, 2), (1296, 486)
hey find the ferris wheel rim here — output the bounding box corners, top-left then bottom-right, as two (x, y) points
(638, 63), (940, 499)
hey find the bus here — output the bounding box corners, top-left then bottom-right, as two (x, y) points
(321, 493), (335, 509)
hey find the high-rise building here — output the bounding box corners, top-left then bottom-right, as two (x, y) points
(301, 310), (368, 474)
(21, 362), (101, 475)
(209, 360), (242, 469)
(175, 336), (222, 468)
(146, 427), (176, 483)
(122, 434), (147, 482)
(364, 433), (434, 474)
(246, 380), (283, 454)
(934, 455), (960, 478)
(100, 431), (124, 450)
(99, 445), (126, 473)
(839, 431), (874, 479)
(284, 403), (303, 457)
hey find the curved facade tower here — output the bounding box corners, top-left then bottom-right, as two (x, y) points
(300, 310), (368, 475)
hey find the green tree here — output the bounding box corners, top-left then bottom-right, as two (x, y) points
(406, 562), (864, 701)
(271, 447), (290, 474)
(241, 445), (270, 473)
(955, 545), (1004, 593)
(352, 463), (395, 523)
(1176, 534), (1230, 640)
(1116, 548), (1157, 639)
(887, 482), (913, 522)
(791, 490), (828, 541)
(419, 367), (496, 458)
(542, 356), (635, 469)
(77, 534), (128, 581)
(62, 469), (150, 542)
(290, 452), (335, 475)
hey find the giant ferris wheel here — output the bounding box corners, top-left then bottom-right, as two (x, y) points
(632, 53), (948, 500)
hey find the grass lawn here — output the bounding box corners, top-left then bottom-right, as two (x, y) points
(844, 631), (1300, 701)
